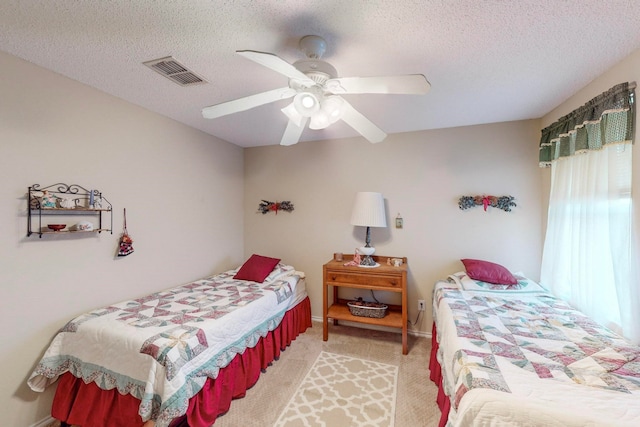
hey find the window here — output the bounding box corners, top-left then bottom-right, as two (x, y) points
(539, 83), (639, 343)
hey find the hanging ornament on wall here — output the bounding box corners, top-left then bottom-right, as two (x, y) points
(458, 195), (516, 212)
(117, 208), (134, 257)
(258, 200), (295, 214)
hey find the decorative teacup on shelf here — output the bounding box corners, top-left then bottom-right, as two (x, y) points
(59, 197), (76, 208)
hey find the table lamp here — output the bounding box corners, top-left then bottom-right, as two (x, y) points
(350, 192), (387, 266)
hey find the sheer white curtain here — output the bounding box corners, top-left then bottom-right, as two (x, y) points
(541, 144), (639, 341)
(540, 82), (639, 344)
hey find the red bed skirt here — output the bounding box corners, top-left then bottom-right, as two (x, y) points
(52, 296), (312, 427)
(429, 322), (450, 427)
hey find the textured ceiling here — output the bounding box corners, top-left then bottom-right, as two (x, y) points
(2, 1), (640, 147)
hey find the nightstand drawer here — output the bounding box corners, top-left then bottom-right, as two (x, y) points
(326, 272), (400, 288)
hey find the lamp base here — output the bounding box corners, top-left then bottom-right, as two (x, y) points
(360, 255), (377, 266)
(358, 262), (380, 268)
(358, 246), (376, 266)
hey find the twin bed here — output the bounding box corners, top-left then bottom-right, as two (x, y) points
(28, 255), (311, 427)
(430, 260), (640, 427)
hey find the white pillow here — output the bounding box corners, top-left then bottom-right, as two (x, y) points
(264, 263), (296, 283)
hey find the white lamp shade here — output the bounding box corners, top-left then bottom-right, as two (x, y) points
(350, 192), (387, 227)
(322, 95), (345, 124)
(293, 92), (320, 117)
(309, 110), (331, 129)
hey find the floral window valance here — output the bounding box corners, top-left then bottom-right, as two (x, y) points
(539, 82), (635, 167)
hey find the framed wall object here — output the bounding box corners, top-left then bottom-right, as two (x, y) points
(395, 213), (403, 228)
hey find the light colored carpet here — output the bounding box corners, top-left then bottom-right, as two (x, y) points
(214, 321), (440, 427)
(274, 351), (398, 427)
(47, 321), (441, 427)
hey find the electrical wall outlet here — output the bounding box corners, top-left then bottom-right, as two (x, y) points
(418, 299), (425, 311)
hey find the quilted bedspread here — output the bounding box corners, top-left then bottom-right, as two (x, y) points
(433, 277), (640, 427)
(28, 267), (302, 427)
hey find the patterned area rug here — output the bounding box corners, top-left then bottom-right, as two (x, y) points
(274, 351), (398, 427)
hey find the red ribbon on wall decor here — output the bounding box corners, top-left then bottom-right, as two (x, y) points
(482, 196), (491, 211)
(258, 200), (294, 214)
(458, 195), (516, 212)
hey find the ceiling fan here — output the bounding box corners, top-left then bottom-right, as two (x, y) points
(202, 35), (430, 146)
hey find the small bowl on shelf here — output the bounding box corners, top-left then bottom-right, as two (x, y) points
(73, 221), (93, 231)
(47, 224), (66, 231)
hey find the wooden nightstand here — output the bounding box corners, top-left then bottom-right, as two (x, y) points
(323, 254), (408, 354)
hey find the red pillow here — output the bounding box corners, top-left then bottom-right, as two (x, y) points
(233, 254), (281, 283)
(460, 259), (518, 285)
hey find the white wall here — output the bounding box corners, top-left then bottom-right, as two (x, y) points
(0, 51), (244, 426)
(243, 119), (543, 336)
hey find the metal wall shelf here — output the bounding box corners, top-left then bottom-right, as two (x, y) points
(27, 183), (113, 238)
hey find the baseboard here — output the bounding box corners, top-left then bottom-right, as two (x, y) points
(31, 416), (54, 427)
(310, 316), (432, 338)
(409, 328), (432, 338)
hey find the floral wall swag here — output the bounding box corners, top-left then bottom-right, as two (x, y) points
(258, 200), (294, 214)
(458, 195), (516, 212)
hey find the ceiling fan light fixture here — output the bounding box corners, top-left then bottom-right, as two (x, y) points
(309, 110), (331, 129)
(322, 95), (345, 124)
(301, 94), (315, 108)
(202, 35), (430, 146)
(293, 91), (320, 117)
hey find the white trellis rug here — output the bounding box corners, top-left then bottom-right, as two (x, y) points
(274, 351), (398, 427)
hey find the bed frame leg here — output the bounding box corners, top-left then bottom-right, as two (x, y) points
(61, 423), (71, 427)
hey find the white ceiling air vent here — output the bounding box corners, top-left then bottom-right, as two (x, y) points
(143, 56), (208, 86)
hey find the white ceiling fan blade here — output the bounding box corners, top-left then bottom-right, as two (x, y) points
(280, 117), (309, 146)
(202, 87), (295, 119)
(340, 100), (387, 143)
(327, 74), (430, 95)
(237, 50), (315, 87)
